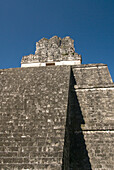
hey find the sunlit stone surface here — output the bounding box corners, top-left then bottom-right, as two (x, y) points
(21, 36), (81, 67)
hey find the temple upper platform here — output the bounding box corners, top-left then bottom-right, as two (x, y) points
(21, 36), (82, 67)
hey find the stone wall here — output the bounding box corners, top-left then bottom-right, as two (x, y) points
(0, 66), (70, 169)
(69, 64), (114, 170)
(72, 64), (113, 87)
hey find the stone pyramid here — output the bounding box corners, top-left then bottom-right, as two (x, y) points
(0, 36), (114, 170)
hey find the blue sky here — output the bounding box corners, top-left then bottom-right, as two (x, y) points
(0, 0), (114, 81)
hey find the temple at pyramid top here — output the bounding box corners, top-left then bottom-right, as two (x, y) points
(21, 36), (82, 67)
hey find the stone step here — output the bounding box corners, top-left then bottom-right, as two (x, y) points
(0, 163), (62, 170)
(0, 151), (63, 158)
(0, 157), (62, 164)
(0, 145), (64, 152)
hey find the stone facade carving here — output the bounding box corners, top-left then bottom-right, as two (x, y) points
(21, 36), (81, 67)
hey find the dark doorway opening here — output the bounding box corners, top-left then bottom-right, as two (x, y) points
(46, 63), (55, 66)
